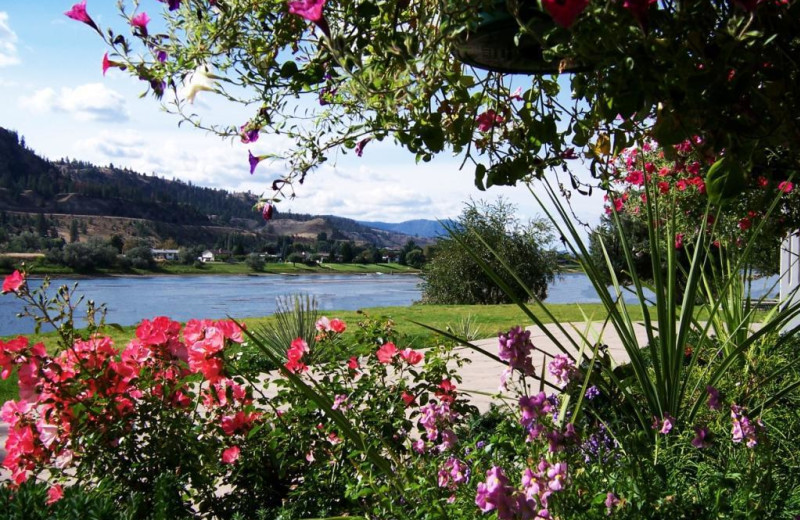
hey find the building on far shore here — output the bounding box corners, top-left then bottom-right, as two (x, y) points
(151, 249), (180, 261)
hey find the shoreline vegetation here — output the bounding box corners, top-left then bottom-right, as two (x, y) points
(0, 260), (422, 277)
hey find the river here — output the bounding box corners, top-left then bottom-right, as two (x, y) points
(0, 272), (781, 337)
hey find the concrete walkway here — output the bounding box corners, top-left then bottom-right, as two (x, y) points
(452, 321), (647, 411)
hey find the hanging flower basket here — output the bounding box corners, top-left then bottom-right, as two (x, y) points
(452, 1), (586, 74)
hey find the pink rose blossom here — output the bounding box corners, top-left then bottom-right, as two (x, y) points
(2, 270), (25, 294)
(400, 348), (423, 365)
(46, 484), (64, 505)
(221, 445), (241, 464)
(376, 342), (398, 364)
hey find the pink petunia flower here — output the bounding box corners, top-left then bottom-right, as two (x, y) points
(65, 1), (96, 28)
(476, 109), (504, 132)
(131, 12), (151, 33)
(542, 0), (589, 28)
(288, 0), (326, 22)
(778, 181), (794, 193)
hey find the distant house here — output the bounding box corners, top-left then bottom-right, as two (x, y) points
(199, 250), (215, 263)
(151, 249), (180, 261)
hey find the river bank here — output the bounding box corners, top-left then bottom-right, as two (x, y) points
(0, 261), (421, 278)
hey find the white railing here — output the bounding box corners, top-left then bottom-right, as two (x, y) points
(780, 234), (800, 331)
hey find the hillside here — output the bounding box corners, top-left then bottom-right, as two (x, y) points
(358, 219), (453, 238)
(0, 127), (430, 251)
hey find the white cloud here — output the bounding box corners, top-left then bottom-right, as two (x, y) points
(0, 12), (19, 67)
(20, 83), (129, 122)
(77, 130), (146, 160)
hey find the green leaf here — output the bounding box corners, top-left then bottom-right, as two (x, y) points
(706, 156), (746, 204)
(474, 164), (486, 190)
(279, 61), (298, 79)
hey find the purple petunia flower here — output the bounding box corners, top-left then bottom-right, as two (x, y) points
(248, 151), (262, 175)
(355, 137), (371, 157)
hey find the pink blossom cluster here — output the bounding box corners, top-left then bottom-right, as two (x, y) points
(475, 460), (568, 519)
(547, 354), (578, 388)
(418, 401), (459, 451)
(438, 456), (469, 490)
(730, 404), (758, 447)
(1, 316), (249, 490)
(1, 270), (25, 294)
(285, 338), (309, 373)
(375, 341), (424, 366)
(498, 326), (535, 376)
(315, 316), (347, 334)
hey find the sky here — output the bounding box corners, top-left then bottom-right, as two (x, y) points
(0, 1), (605, 235)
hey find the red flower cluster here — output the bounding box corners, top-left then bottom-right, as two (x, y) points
(285, 338), (309, 373)
(1, 316), (248, 486)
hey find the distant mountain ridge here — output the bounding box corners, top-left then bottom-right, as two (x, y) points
(358, 219), (454, 238)
(0, 127), (432, 249)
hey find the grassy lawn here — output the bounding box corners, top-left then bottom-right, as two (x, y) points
(2, 303), (636, 346)
(0, 301), (630, 401)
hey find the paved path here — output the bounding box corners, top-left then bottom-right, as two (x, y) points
(452, 321), (647, 411)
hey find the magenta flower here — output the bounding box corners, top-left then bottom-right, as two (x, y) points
(2, 270), (26, 294)
(476, 109), (504, 132)
(779, 180), (794, 193)
(542, 0), (589, 28)
(65, 0), (92, 23)
(355, 137), (371, 157)
(547, 354), (578, 387)
(498, 326), (534, 375)
(288, 0), (326, 22)
(262, 203), (274, 221)
(475, 466), (515, 518)
(248, 151), (264, 174)
(730, 404), (758, 447)
(658, 413), (674, 435)
(131, 12), (151, 34)
(102, 52), (111, 76)
(691, 426), (711, 449)
(240, 123), (260, 144)
(706, 385), (721, 410)
(65, 1), (100, 33)
(546, 462), (568, 492)
(605, 492), (620, 514)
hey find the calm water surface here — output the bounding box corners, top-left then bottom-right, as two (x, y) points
(0, 272), (780, 337)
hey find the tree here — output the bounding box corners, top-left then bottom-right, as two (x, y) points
(245, 253), (265, 272)
(69, 219), (79, 243)
(588, 213), (653, 286)
(405, 249), (425, 269)
(421, 199), (558, 305)
(339, 241), (354, 263)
